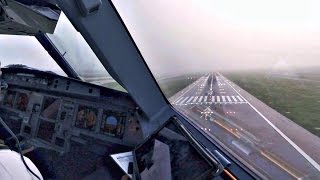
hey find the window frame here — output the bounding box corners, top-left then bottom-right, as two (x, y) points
(39, 0), (261, 179)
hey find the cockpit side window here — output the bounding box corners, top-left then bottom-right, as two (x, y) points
(0, 35), (67, 77)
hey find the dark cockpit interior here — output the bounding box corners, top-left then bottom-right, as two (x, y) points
(0, 66), (145, 179)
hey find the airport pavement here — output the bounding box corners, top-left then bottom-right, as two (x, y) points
(170, 73), (320, 179)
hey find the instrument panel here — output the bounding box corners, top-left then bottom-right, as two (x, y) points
(0, 68), (144, 153)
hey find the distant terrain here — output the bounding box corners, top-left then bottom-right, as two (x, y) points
(158, 74), (202, 98)
(224, 68), (320, 137)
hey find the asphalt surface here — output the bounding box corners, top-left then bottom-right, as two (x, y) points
(170, 73), (320, 179)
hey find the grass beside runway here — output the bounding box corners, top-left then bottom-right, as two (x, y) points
(100, 74), (203, 97)
(224, 71), (320, 137)
(158, 74), (203, 98)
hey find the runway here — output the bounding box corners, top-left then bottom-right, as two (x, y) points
(170, 73), (320, 179)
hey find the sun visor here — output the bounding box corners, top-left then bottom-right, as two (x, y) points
(0, 0), (60, 35)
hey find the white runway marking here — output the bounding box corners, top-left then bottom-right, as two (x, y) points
(174, 97), (184, 104)
(221, 74), (320, 172)
(221, 96), (226, 102)
(236, 96), (244, 102)
(212, 96), (215, 102)
(204, 96), (208, 102)
(198, 96), (203, 102)
(193, 96), (198, 103)
(186, 96), (194, 103)
(217, 96), (220, 102)
(226, 96), (232, 102)
(231, 96), (238, 102)
(179, 97), (189, 104)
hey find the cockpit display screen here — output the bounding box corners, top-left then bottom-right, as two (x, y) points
(100, 110), (125, 137)
(41, 97), (61, 120)
(3, 90), (16, 107)
(15, 92), (29, 111)
(75, 105), (98, 130)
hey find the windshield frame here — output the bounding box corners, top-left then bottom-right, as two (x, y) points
(50, 1), (266, 178)
(35, 33), (80, 80)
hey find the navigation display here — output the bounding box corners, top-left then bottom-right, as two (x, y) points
(41, 97), (61, 120)
(100, 110), (126, 137)
(37, 120), (55, 142)
(75, 105), (98, 130)
(3, 90), (16, 107)
(15, 92), (29, 111)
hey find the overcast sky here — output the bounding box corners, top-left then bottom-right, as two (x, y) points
(1, 0), (320, 77)
(112, 0), (320, 76)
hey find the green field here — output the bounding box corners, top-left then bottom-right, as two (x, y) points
(101, 74), (202, 97)
(224, 71), (320, 137)
(158, 74), (202, 98)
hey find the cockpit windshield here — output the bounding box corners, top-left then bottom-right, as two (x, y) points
(113, 0), (320, 179)
(0, 35), (66, 76)
(46, 12), (126, 92)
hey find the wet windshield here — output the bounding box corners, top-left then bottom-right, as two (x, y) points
(46, 12), (126, 92)
(113, 0), (320, 179)
(0, 35), (66, 76)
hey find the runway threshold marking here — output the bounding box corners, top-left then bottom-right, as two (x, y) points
(236, 96), (244, 102)
(226, 96), (232, 102)
(179, 97), (189, 104)
(198, 96), (203, 102)
(220, 73), (320, 172)
(186, 96), (194, 103)
(193, 96), (199, 102)
(204, 96), (208, 102)
(174, 97), (184, 104)
(231, 96), (238, 102)
(221, 96), (226, 102)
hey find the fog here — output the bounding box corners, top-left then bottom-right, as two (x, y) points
(112, 0), (320, 76)
(1, 0), (320, 77)
(0, 35), (66, 76)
